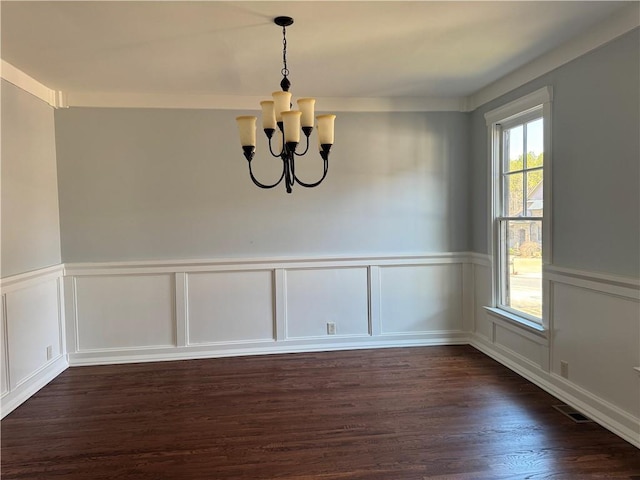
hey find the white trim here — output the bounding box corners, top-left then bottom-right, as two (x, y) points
(64, 254), (469, 363)
(547, 274), (639, 302)
(274, 269), (286, 341)
(468, 252), (492, 267)
(186, 338), (276, 348)
(368, 266), (382, 336)
(470, 334), (640, 449)
(545, 265), (640, 291)
(284, 333), (371, 342)
(174, 273), (188, 347)
(484, 307), (547, 340)
(485, 87), (553, 330)
(67, 334), (469, 367)
(56, 277), (67, 369)
(0, 60), (67, 109)
(461, 262), (473, 333)
(63, 276), (78, 354)
(484, 86), (553, 125)
(63, 252), (472, 276)
(467, 4), (640, 110)
(541, 97), (553, 267)
(1, 355), (69, 419)
(0, 264), (65, 292)
(65, 92), (465, 112)
(1, 295), (9, 396)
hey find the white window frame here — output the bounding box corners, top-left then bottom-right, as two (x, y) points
(484, 87), (553, 332)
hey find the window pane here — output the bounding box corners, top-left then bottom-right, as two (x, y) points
(504, 172), (524, 216)
(503, 220), (542, 319)
(506, 125), (524, 172)
(526, 174), (543, 216)
(526, 118), (544, 167)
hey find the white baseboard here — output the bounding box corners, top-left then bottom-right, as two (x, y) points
(68, 333), (469, 366)
(470, 334), (640, 449)
(1, 355), (69, 418)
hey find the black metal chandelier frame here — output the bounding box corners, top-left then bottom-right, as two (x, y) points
(238, 16), (334, 194)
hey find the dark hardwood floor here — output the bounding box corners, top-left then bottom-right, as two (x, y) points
(2, 345), (639, 479)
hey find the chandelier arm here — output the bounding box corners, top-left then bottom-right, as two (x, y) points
(248, 161), (286, 189)
(267, 133), (284, 158)
(293, 158), (329, 188)
(293, 134), (310, 156)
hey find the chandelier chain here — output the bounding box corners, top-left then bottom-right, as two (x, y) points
(281, 25), (289, 78)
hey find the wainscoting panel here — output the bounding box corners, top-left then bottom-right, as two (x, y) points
(284, 267), (369, 339)
(379, 264), (463, 335)
(470, 254), (640, 448)
(5, 278), (62, 389)
(1, 265), (67, 418)
(552, 281), (640, 419)
(187, 271), (274, 345)
(65, 254), (470, 364)
(74, 274), (175, 351)
(494, 324), (545, 369)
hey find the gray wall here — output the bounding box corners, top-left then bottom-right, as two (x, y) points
(1, 80), (61, 277)
(470, 28), (640, 277)
(55, 109), (470, 262)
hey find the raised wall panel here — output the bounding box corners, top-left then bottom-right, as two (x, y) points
(285, 268), (369, 339)
(379, 264), (463, 334)
(494, 325), (544, 368)
(552, 282), (640, 418)
(75, 275), (175, 350)
(5, 279), (61, 388)
(187, 271), (274, 344)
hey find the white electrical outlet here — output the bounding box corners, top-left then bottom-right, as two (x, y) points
(560, 361), (569, 379)
(46, 345), (53, 361)
(327, 322), (336, 335)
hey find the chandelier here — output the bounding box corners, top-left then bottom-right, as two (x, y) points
(236, 16), (336, 194)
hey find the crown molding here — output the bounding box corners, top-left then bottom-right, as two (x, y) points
(465, 3), (640, 111)
(0, 60), (67, 109)
(65, 91), (466, 112)
(3, 4), (638, 114)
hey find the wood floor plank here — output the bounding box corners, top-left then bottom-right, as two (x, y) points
(2, 346), (639, 479)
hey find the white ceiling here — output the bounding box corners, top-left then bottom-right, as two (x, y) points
(0, 1), (634, 106)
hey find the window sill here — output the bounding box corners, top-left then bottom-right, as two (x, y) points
(483, 306), (547, 339)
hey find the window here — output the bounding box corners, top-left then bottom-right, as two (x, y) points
(485, 87), (552, 328)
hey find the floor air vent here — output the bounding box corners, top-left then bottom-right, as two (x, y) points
(553, 404), (593, 423)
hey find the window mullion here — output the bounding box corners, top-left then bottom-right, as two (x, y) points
(522, 124), (528, 217)
(500, 216), (543, 221)
(501, 128), (508, 217)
